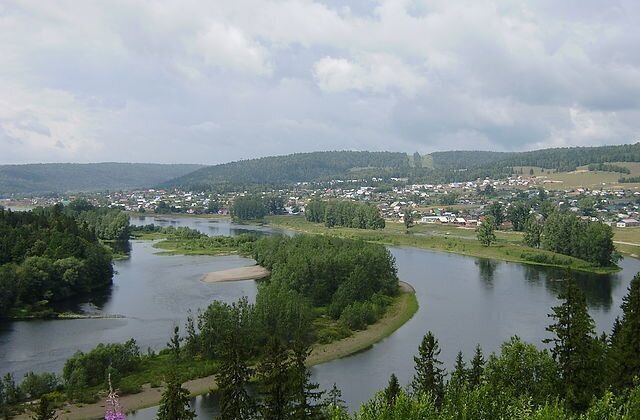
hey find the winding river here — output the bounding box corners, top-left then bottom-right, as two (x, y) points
(1, 215), (638, 418)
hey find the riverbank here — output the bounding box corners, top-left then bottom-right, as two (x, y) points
(18, 282), (416, 419)
(201, 265), (270, 282)
(266, 216), (620, 275)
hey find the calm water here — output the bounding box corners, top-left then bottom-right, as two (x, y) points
(1, 215), (638, 418)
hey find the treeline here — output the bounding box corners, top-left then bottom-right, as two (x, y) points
(131, 224), (258, 254)
(305, 199), (385, 230)
(486, 196), (617, 267)
(0, 162), (203, 196)
(331, 275), (640, 419)
(619, 176), (640, 183)
(588, 163), (631, 174)
(64, 199), (130, 240)
(0, 206), (114, 318)
(231, 195), (285, 221)
(164, 151), (410, 191)
(541, 211), (617, 267)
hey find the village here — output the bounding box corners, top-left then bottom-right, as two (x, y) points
(4, 172), (640, 230)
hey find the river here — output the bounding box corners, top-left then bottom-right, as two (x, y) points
(1, 215), (638, 418)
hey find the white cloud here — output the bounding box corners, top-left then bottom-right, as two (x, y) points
(313, 54), (426, 97)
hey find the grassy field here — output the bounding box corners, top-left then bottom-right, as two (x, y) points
(267, 216), (619, 274)
(514, 162), (640, 190)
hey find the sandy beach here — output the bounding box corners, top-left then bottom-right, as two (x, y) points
(201, 265), (270, 283)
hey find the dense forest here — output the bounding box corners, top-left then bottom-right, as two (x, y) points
(162, 151), (411, 191)
(0, 163), (203, 196)
(305, 199), (385, 230)
(0, 206), (114, 318)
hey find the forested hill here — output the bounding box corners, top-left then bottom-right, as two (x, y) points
(162, 151), (411, 190)
(428, 150), (513, 169)
(0, 163), (204, 196)
(478, 142), (640, 172)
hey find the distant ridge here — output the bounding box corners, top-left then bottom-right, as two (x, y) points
(162, 143), (640, 190)
(0, 162), (204, 196)
(162, 151), (411, 190)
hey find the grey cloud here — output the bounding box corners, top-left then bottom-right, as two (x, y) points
(1, 0), (639, 164)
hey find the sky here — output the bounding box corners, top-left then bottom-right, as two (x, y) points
(1, 0), (639, 165)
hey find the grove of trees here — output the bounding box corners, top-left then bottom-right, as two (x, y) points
(0, 205), (114, 318)
(305, 199), (385, 230)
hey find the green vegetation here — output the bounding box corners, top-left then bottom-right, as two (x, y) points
(163, 151), (410, 191)
(0, 205), (114, 319)
(157, 143), (640, 190)
(231, 195), (269, 221)
(543, 211), (618, 267)
(64, 199), (131, 241)
(0, 163), (203, 196)
(328, 276), (640, 419)
(476, 216), (496, 246)
(131, 224), (257, 256)
(305, 199), (385, 230)
(588, 163), (630, 173)
(268, 216), (618, 274)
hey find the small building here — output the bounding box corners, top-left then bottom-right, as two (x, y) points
(617, 218), (640, 228)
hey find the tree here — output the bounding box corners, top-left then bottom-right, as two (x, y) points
(384, 374), (401, 407)
(412, 331), (445, 405)
(290, 340), (324, 419)
(157, 373), (195, 420)
(257, 337), (293, 420)
(544, 277), (602, 411)
(477, 216), (496, 247)
(325, 383), (346, 411)
(609, 273), (640, 390)
(403, 210), (413, 230)
(523, 216), (543, 248)
(507, 201), (530, 231)
(487, 202), (505, 227)
(449, 352), (468, 390)
(469, 344), (485, 388)
(31, 395), (57, 420)
(216, 299), (256, 420)
(167, 326), (182, 361)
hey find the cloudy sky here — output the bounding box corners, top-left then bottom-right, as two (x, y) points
(1, 0), (639, 164)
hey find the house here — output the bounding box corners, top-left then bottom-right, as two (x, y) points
(616, 218), (640, 228)
(421, 216), (440, 224)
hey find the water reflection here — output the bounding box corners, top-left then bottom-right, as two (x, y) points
(475, 258), (498, 287)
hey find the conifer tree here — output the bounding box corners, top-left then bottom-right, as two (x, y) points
(31, 396), (57, 420)
(609, 273), (640, 390)
(412, 331), (445, 405)
(168, 326), (182, 361)
(290, 340), (324, 419)
(157, 372), (195, 420)
(449, 351), (468, 389)
(544, 277), (601, 411)
(325, 383), (346, 411)
(469, 344), (485, 388)
(216, 300), (256, 420)
(384, 374), (401, 407)
(257, 337), (293, 420)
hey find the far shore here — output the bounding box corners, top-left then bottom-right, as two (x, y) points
(18, 282), (417, 420)
(201, 265), (270, 283)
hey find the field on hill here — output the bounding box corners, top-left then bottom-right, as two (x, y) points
(514, 162), (640, 190)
